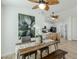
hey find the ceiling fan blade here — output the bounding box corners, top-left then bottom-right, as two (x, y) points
(54, 16), (59, 18)
(47, 0), (59, 5)
(28, 0), (39, 3)
(32, 5), (39, 9)
(45, 4), (49, 11)
(51, 15), (59, 19)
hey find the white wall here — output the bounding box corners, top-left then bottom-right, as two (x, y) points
(1, 6), (18, 56)
(71, 17), (77, 40)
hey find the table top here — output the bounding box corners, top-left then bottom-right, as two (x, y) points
(19, 41), (59, 56)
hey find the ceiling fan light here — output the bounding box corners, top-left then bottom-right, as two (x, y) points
(39, 3), (46, 9)
(52, 17), (55, 20)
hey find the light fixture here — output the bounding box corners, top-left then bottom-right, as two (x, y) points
(28, 0), (59, 11)
(39, 3), (46, 9)
(52, 17), (55, 20)
(38, 0), (46, 9)
(51, 12), (59, 20)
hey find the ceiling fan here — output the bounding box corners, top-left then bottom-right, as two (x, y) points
(28, 0), (59, 11)
(51, 12), (59, 19)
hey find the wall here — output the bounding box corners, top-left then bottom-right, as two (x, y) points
(71, 17), (77, 40)
(2, 5), (18, 56)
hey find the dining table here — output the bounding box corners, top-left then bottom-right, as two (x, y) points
(17, 40), (59, 59)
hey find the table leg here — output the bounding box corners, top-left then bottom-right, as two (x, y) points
(46, 47), (49, 55)
(35, 52), (37, 59)
(22, 55), (26, 59)
(54, 43), (58, 50)
(17, 52), (20, 59)
(47, 47), (49, 55)
(63, 56), (66, 59)
(40, 50), (42, 59)
(56, 43), (58, 49)
(27, 56), (29, 59)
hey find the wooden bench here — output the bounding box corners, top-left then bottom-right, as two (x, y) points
(42, 49), (68, 59)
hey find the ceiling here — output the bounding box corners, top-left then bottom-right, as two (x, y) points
(1, 0), (77, 13)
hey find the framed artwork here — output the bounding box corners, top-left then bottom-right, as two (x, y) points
(18, 14), (35, 39)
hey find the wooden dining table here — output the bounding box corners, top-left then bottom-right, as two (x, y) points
(17, 41), (59, 59)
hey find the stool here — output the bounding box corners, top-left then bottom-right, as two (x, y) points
(42, 49), (68, 59)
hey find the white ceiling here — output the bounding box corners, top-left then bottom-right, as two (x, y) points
(1, 0), (77, 13)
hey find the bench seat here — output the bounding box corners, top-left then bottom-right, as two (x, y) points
(42, 49), (68, 59)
